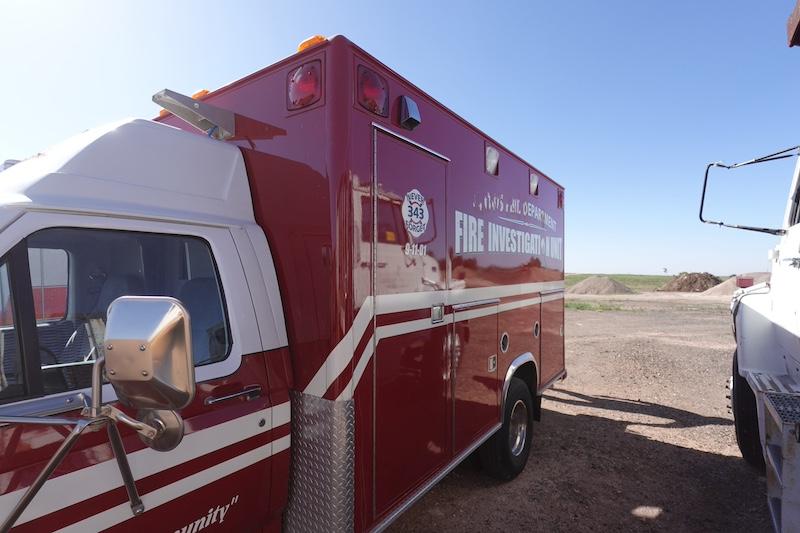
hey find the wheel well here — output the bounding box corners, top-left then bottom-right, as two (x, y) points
(512, 361), (541, 421)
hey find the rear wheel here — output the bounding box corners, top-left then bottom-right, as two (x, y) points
(732, 351), (765, 472)
(480, 377), (533, 480)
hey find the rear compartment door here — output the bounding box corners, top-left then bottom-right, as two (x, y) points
(372, 128), (450, 518)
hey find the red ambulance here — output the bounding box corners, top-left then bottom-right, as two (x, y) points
(0, 35), (565, 532)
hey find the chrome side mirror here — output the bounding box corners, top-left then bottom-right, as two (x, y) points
(0, 296), (197, 531)
(105, 296), (195, 410)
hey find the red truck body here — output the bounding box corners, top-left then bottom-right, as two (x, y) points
(165, 35), (566, 530)
(0, 35), (564, 532)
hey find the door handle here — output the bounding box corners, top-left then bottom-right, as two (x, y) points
(204, 385), (262, 406)
(431, 303), (445, 324)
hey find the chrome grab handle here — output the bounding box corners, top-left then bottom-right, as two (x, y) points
(431, 304), (445, 324)
(540, 288), (564, 296)
(452, 298), (500, 312)
(205, 385), (262, 406)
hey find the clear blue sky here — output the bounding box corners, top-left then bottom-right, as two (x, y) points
(2, 1), (799, 275)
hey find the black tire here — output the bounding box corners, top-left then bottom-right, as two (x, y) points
(480, 377), (534, 481)
(732, 351), (765, 473)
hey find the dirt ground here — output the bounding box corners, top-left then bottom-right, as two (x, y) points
(390, 293), (770, 532)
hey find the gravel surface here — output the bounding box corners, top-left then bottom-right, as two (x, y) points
(389, 294), (770, 532)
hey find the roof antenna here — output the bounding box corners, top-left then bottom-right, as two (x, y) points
(152, 89), (235, 140)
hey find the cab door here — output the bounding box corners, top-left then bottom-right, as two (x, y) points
(372, 128), (450, 518)
(0, 214), (282, 532)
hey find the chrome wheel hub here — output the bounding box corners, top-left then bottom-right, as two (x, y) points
(509, 399), (528, 457)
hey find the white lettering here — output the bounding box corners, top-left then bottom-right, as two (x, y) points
(455, 210), (464, 254)
(188, 517), (207, 533)
(453, 211), (562, 262)
(404, 243), (427, 256)
(176, 495), (239, 533)
(468, 215), (477, 252)
(218, 504), (230, 524)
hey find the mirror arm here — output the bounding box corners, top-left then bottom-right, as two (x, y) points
(699, 162), (786, 236)
(100, 404), (159, 439)
(0, 419), (96, 533)
(0, 415), (85, 426)
(88, 356), (149, 517)
(699, 146), (800, 236)
(0, 355), (152, 532)
(698, 162), (722, 225)
(0, 296), (195, 530)
(87, 356), (158, 438)
(106, 423), (145, 516)
(90, 355), (105, 417)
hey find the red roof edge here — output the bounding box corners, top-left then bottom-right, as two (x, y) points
(788, 1), (800, 46)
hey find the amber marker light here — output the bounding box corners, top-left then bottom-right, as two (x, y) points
(297, 35), (327, 53)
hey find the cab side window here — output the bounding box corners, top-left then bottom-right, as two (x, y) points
(28, 248), (68, 322)
(0, 228), (231, 402)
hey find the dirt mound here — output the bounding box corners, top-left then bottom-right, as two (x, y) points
(568, 276), (634, 295)
(660, 272), (720, 292)
(702, 272), (770, 296)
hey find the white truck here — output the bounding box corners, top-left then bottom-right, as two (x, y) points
(696, 7), (800, 530)
(700, 145), (800, 532)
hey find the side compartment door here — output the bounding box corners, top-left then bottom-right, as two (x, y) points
(0, 218), (281, 532)
(452, 301), (499, 454)
(539, 291), (565, 386)
(372, 129), (449, 518)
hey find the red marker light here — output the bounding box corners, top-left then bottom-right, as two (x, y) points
(357, 65), (388, 117)
(288, 60), (321, 110)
